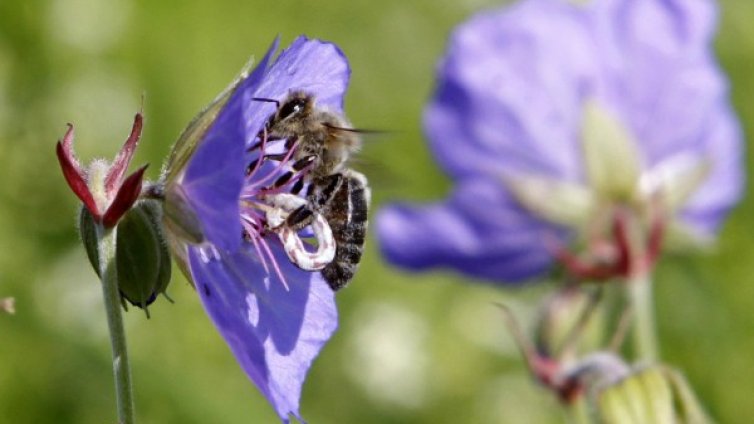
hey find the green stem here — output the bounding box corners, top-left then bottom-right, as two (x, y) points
(96, 225), (135, 424)
(627, 272), (658, 362)
(567, 397), (594, 424)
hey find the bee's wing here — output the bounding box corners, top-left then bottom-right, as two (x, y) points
(186, 243), (337, 420)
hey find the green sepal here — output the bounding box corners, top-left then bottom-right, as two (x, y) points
(163, 184), (205, 245)
(115, 199), (172, 316)
(581, 100), (642, 202)
(79, 206), (101, 277)
(138, 199), (173, 300)
(162, 56), (256, 185)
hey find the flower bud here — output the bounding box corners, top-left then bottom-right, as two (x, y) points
(115, 200), (172, 315)
(534, 286), (605, 360)
(79, 199), (172, 316)
(594, 365), (712, 424)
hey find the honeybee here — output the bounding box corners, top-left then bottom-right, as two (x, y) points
(252, 91), (371, 291)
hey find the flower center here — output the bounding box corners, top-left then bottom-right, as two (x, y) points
(505, 100), (708, 280)
(238, 133), (334, 288)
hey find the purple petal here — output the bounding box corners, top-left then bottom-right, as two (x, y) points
(377, 177), (560, 282)
(422, 0), (742, 241)
(678, 103), (744, 234)
(589, 0), (741, 233)
(181, 37), (351, 251)
(188, 243), (337, 422)
(589, 0), (721, 164)
(425, 1), (600, 183)
(181, 38), (280, 251)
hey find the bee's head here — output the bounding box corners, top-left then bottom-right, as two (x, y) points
(254, 91), (315, 142)
(275, 91), (313, 123)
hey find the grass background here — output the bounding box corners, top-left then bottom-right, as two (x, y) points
(1, 0), (753, 422)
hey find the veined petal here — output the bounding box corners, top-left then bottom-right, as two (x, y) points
(425, 0), (599, 181)
(677, 103), (744, 235)
(377, 178), (561, 282)
(180, 39), (279, 251)
(188, 243), (337, 422)
(380, 0), (742, 284)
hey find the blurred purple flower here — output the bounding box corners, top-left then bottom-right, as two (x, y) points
(164, 36), (349, 421)
(377, 0), (743, 282)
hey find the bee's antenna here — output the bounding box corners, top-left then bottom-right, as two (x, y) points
(252, 97), (280, 108)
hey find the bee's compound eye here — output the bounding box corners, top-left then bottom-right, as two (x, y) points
(279, 98), (307, 120)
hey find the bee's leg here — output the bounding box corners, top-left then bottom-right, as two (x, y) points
(293, 155), (317, 171)
(284, 206), (315, 231)
(291, 179), (305, 195)
(262, 193), (336, 271)
(261, 155), (316, 191)
(278, 213), (335, 271)
(247, 139), (265, 152)
(273, 156), (314, 189)
(284, 136), (298, 150)
(248, 134), (289, 152)
(245, 153), (289, 177)
(264, 153), (289, 162)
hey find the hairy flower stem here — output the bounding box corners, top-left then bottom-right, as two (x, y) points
(628, 272), (658, 362)
(96, 224), (136, 424)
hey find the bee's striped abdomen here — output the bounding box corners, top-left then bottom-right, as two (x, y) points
(322, 171), (369, 291)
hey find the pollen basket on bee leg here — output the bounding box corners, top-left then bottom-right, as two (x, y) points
(262, 193), (336, 271)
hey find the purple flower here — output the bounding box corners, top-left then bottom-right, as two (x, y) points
(377, 0), (743, 282)
(163, 36), (349, 421)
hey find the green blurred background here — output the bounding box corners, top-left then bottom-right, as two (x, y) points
(1, 0), (753, 422)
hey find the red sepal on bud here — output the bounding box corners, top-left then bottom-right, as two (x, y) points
(56, 113), (147, 228)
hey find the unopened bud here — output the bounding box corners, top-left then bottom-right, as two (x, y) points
(116, 200), (172, 315)
(78, 199), (172, 316)
(595, 365), (712, 424)
(535, 286), (605, 360)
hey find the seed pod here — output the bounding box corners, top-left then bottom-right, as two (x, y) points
(115, 199), (172, 316)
